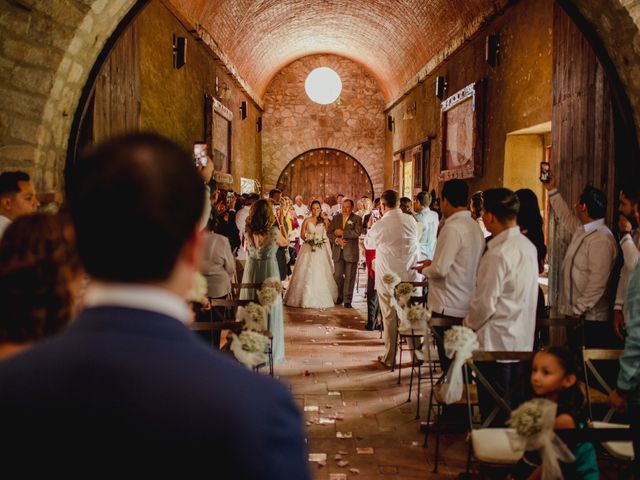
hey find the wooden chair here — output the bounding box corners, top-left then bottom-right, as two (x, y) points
(230, 282), (262, 300)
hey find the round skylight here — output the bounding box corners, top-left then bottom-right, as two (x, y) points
(304, 67), (342, 105)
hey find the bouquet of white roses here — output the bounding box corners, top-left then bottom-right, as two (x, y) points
(436, 326), (479, 404)
(508, 398), (575, 480)
(186, 272), (207, 303)
(230, 330), (269, 368)
(304, 232), (326, 252)
(383, 272), (401, 289)
(395, 282), (415, 307)
(399, 304), (431, 334)
(257, 286), (279, 307)
(236, 302), (268, 332)
(262, 277), (283, 295)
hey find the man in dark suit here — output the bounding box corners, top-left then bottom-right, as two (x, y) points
(328, 198), (363, 308)
(0, 134), (310, 477)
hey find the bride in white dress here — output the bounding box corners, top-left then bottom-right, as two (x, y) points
(284, 200), (338, 308)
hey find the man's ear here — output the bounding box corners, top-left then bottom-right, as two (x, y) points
(182, 227), (203, 267)
(0, 195), (12, 212)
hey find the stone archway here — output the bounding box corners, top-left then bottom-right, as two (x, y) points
(276, 148), (374, 203)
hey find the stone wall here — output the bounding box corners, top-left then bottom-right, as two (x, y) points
(0, 0), (136, 193)
(385, 0), (553, 194)
(262, 54), (385, 195)
(136, 1), (262, 191)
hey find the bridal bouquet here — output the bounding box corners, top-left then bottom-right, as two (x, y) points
(236, 302), (268, 332)
(304, 232), (326, 252)
(508, 398), (575, 480)
(230, 330), (269, 368)
(436, 326), (479, 404)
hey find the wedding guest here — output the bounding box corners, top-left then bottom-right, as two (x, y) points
(516, 188), (548, 319)
(430, 189), (442, 219)
(544, 181), (618, 349)
(413, 191), (439, 261)
(235, 193), (259, 280)
(363, 198), (381, 330)
(241, 199), (289, 362)
(0, 171), (40, 240)
(356, 196), (372, 218)
(330, 194), (344, 217)
(0, 133), (310, 476)
(464, 188), (538, 424)
(293, 195), (310, 218)
(365, 190), (419, 368)
(328, 198), (362, 308)
(609, 262), (640, 475)
(417, 180), (484, 372)
(199, 214), (236, 348)
(269, 189), (288, 280)
(317, 194), (331, 218)
(614, 185), (640, 340)
(470, 190), (490, 237)
(399, 196), (413, 215)
(214, 195), (240, 254)
(0, 213), (83, 361)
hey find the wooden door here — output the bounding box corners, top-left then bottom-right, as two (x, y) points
(276, 149), (374, 204)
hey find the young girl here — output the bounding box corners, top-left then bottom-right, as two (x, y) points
(522, 347), (599, 479)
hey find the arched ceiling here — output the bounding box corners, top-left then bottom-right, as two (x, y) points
(169, 0), (508, 102)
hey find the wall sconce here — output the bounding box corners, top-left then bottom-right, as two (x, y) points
(387, 115), (395, 132)
(172, 35), (187, 69)
(435, 75), (447, 100)
(485, 33), (499, 67)
(256, 117), (262, 132)
(240, 101), (247, 120)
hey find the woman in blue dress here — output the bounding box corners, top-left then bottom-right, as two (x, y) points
(240, 199), (289, 363)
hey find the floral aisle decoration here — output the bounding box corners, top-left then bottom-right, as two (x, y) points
(508, 398), (575, 479)
(186, 272), (207, 303)
(304, 231), (326, 252)
(235, 302), (267, 332)
(257, 286), (279, 308)
(230, 330), (269, 369)
(382, 272), (401, 289)
(436, 326), (479, 404)
(399, 304), (431, 335)
(262, 277), (283, 295)
(395, 282), (415, 308)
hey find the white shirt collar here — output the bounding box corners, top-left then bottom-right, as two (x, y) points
(84, 283), (192, 325)
(583, 218), (605, 232)
(446, 210), (471, 221)
(487, 225), (520, 250)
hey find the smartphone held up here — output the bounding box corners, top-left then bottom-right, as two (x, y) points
(193, 143), (208, 168)
(539, 161), (550, 183)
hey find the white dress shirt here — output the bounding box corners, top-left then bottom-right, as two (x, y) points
(293, 204), (310, 219)
(201, 232), (236, 298)
(329, 204), (341, 217)
(364, 208), (420, 295)
(0, 215), (11, 241)
(549, 190), (617, 321)
(235, 205), (251, 261)
(84, 283), (192, 325)
(464, 226), (538, 352)
(425, 210), (485, 318)
(414, 207), (440, 260)
(615, 229), (640, 319)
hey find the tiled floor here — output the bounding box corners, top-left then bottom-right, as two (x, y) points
(276, 288), (468, 479)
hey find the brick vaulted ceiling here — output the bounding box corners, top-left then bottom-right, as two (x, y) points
(169, 0), (509, 102)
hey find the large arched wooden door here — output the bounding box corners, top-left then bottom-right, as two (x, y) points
(276, 149), (374, 204)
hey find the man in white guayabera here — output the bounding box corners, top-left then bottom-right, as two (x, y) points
(464, 188), (538, 426)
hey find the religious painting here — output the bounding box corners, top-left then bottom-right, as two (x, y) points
(440, 80), (484, 181)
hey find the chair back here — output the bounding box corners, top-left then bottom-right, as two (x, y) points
(230, 283), (262, 300)
(582, 348), (623, 421)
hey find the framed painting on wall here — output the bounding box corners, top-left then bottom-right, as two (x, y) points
(206, 95), (233, 174)
(411, 144), (423, 189)
(439, 80), (484, 181)
(392, 153), (402, 189)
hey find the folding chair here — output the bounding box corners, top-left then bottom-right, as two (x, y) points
(462, 351), (534, 476)
(582, 348), (634, 464)
(394, 281), (429, 379)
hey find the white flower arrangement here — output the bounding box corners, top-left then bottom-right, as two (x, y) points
(508, 398), (575, 480)
(257, 286), (279, 307)
(382, 272), (401, 288)
(395, 282), (415, 307)
(236, 302), (267, 332)
(262, 277), (283, 294)
(304, 232), (326, 252)
(437, 326), (479, 404)
(444, 325), (478, 352)
(399, 304), (431, 334)
(230, 330), (269, 368)
(186, 272), (207, 302)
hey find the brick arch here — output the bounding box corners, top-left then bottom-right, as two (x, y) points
(261, 54), (385, 195)
(0, 0), (138, 192)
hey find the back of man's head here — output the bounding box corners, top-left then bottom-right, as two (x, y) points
(380, 190), (398, 208)
(269, 188), (281, 199)
(67, 133), (204, 283)
(580, 186), (607, 219)
(246, 193), (260, 205)
(441, 180), (468, 208)
(621, 184), (640, 205)
(483, 188), (520, 223)
(415, 191), (431, 207)
(0, 171), (30, 198)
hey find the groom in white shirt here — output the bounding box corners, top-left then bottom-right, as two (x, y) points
(365, 190), (419, 368)
(464, 188), (538, 424)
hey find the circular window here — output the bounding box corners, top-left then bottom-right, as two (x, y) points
(304, 67), (342, 105)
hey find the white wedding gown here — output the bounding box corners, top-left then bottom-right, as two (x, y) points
(284, 221), (338, 308)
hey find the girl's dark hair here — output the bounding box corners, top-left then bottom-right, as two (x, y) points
(538, 346), (585, 417)
(310, 200), (323, 224)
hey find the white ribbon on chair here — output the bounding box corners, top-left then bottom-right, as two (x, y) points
(438, 326), (478, 404)
(508, 398), (575, 480)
